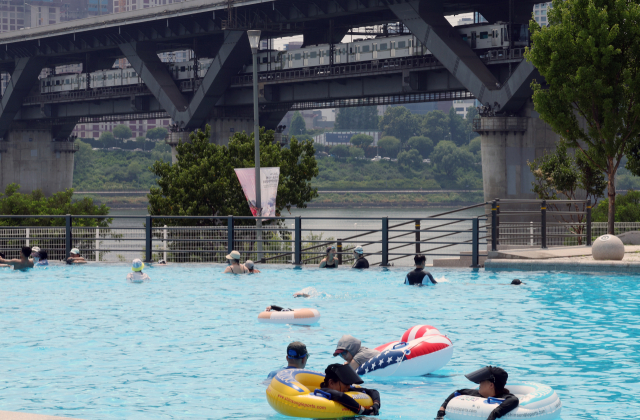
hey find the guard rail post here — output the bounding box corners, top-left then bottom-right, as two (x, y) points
(586, 199), (592, 246)
(381, 217), (389, 266)
(337, 240), (343, 265)
(227, 216), (234, 255)
(541, 200), (547, 249)
(491, 200), (497, 251)
(294, 216), (302, 265)
(145, 215), (153, 262)
(471, 218), (480, 268)
(65, 214), (72, 258)
(415, 219), (421, 254)
(496, 198), (500, 247)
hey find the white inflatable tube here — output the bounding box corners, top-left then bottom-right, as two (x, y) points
(445, 382), (562, 420)
(257, 308), (320, 325)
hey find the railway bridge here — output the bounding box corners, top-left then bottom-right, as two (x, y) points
(0, 0), (558, 201)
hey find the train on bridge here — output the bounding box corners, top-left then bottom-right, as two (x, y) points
(39, 22), (529, 94)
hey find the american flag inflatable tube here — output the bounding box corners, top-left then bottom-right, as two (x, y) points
(355, 325), (453, 377)
(445, 382), (562, 420)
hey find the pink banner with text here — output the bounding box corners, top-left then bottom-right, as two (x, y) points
(234, 167), (280, 217)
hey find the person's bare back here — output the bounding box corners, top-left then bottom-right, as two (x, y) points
(0, 247), (34, 270)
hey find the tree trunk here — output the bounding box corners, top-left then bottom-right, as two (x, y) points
(607, 157), (616, 234)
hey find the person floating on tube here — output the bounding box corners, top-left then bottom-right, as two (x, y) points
(436, 366), (519, 420)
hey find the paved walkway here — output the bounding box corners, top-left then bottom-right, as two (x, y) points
(485, 245), (640, 273)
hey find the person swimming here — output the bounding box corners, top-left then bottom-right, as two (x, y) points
(319, 246), (338, 268)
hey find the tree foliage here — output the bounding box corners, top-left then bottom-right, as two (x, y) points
(350, 134), (374, 149)
(330, 144), (350, 158)
(379, 106), (420, 142)
(469, 137), (482, 154)
(407, 136), (434, 158)
(148, 126), (318, 225)
(421, 110), (450, 142)
(592, 190), (640, 222)
(377, 136), (402, 157)
(290, 111), (307, 135)
(525, 0), (640, 234)
(146, 127), (168, 141)
(349, 146), (365, 159)
(398, 149), (423, 168)
(335, 106), (379, 130)
(0, 183), (111, 227)
(448, 107), (468, 146)
(113, 124), (132, 141)
(431, 140), (475, 176)
(99, 131), (116, 147)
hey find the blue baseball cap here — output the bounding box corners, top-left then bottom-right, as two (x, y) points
(287, 341), (308, 359)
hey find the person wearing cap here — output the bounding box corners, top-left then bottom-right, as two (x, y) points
(319, 245), (338, 268)
(318, 364), (381, 416)
(266, 341), (309, 381)
(405, 254), (437, 285)
(126, 259), (151, 283)
(31, 248), (49, 267)
(0, 247), (34, 270)
(66, 248), (87, 265)
(351, 245), (369, 269)
(224, 250), (249, 274)
(333, 335), (380, 370)
(244, 260), (261, 273)
(436, 366), (518, 420)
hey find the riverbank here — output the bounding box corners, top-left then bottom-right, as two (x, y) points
(75, 191), (485, 209)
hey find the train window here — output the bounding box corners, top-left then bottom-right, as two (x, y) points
(350, 47), (353, 54)
(397, 41), (406, 48)
(461, 34), (468, 41)
(379, 43), (387, 50)
(294, 53), (301, 60)
(47, 81), (50, 86)
(362, 45), (370, 52)
(480, 32), (489, 39)
(262, 57), (268, 63)
(180, 66), (185, 72)
(310, 51), (317, 58)
(108, 75), (112, 80)
(56, 80), (60, 85)
(409, 40), (412, 46)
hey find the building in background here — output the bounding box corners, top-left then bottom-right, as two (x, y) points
(533, 2), (551, 25)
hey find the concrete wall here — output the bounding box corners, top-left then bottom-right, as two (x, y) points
(480, 99), (560, 202)
(206, 117), (254, 146)
(0, 129), (74, 196)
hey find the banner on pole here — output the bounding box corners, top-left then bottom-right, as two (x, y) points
(234, 167), (280, 217)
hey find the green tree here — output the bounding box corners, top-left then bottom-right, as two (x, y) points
(350, 134), (374, 149)
(330, 144), (350, 158)
(469, 137), (482, 154)
(592, 190), (640, 222)
(113, 124), (132, 142)
(525, 0), (640, 234)
(430, 140), (474, 176)
(421, 110), (449, 142)
(466, 105), (479, 123)
(377, 136), (401, 157)
(397, 149), (423, 167)
(335, 106), (379, 130)
(146, 127), (168, 141)
(448, 107), (468, 146)
(148, 125), (318, 223)
(407, 136), (434, 158)
(0, 183), (110, 227)
(290, 111), (307, 136)
(349, 146), (365, 159)
(379, 106), (420, 142)
(99, 131), (115, 148)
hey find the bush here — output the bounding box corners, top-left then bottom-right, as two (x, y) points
(407, 136), (434, 158)
(330, 144), (350, 158)
(378, 136), (401, 157)
(397, 149), (423, 167)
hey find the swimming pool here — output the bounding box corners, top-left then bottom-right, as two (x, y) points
(0, 265), (637, 420)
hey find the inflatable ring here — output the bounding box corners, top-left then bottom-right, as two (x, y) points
(266, 368), (373, 418)
(356, 325), (453, 377)
(445, 382), (562, 420)
(258, 308), (320, 325)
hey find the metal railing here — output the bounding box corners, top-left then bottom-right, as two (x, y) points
(489, 199), (594, 250)
(0, 212), (489, 267)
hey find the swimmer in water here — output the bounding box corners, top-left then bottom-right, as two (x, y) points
(319, 364), (381, 416)
(319, 246), (339, 268)
(66, 248), (87, 264)
(245, 260), (261, 273)
(511, 279), (524, 285)
(224, 250), (249, 274)
(127, 259), (151, 283)
(0, 247), (34, 270)
(405, 254), (437, 285)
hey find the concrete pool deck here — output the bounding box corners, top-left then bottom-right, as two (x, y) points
(485, 245), (640, 273)
(0, 412), (82, 420)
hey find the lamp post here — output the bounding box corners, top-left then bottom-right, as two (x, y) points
(248, 29), (262, 260)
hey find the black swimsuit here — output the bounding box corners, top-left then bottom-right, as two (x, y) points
(324, 260), (337, 268)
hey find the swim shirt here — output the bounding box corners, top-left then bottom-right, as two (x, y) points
(405, 268), (437, 285)
(266, 366), (298, 381)
(127, 272), (151, 283)
(352, 257), (369, 269)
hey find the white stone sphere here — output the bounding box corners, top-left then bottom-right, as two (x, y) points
(592, 235), (625, 261)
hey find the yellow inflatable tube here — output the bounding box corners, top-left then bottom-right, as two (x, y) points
(266, 368), (373, 418)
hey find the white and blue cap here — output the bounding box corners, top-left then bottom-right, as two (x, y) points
(354, 245), (364, 254)
(132, 258), (144, 272)
(70, 248), (80, 255)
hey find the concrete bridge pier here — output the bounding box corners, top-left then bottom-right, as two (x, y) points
(0, 128), (77, 196)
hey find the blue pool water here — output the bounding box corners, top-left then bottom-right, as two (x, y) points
(0, 265), (638, 420)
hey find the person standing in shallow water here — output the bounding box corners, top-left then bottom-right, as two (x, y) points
(405, 254), (437, 285)
(0, 247), (34, 270)
(351, 246), (369, 269)
(224, 250), (248, 274)
(319, 246), (339, 268)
